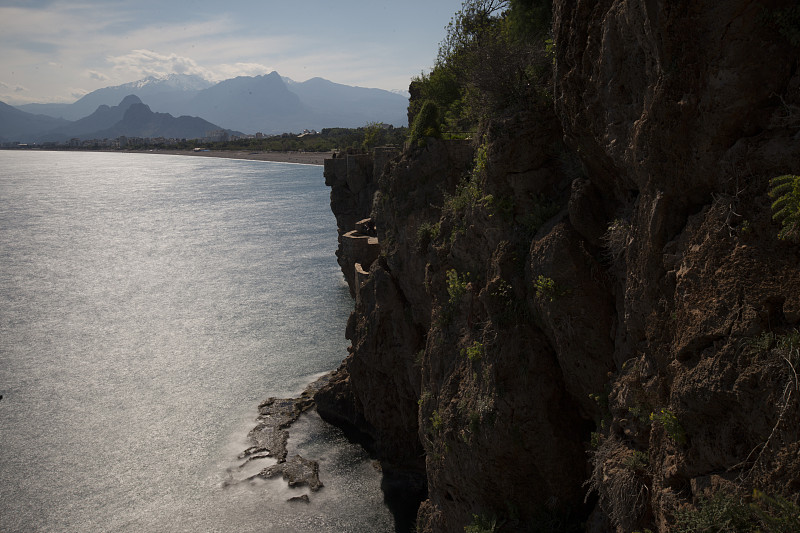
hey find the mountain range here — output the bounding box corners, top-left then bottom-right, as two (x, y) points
(15, 74), (214, 122)
(1, 94), (233, 144)
(6, 71), (409, 142)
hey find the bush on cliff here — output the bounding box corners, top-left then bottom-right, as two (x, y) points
(673, 489), (800, 533)
(408, 100), (442, 147)
(408, 0), (554, 132)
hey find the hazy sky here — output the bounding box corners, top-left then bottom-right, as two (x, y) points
(0, 0), (466, 105)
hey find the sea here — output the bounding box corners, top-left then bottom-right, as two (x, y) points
(0, 151), (394, 532)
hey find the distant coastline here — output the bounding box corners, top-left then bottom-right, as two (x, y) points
(151, 149), (331, 166)
(0, 147), (331, 166)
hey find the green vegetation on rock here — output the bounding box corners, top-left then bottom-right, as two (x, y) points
(408, 100), (442, 147)
(650, 408), (687, 446)
(673, 489), (800, 533)
(769, 174), (800, 242)
(409, 0), (554, 134)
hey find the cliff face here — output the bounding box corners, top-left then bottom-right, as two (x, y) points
(317, 2), (800, 532)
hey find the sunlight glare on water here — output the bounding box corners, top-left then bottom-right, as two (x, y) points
(0, 151), (393, 533)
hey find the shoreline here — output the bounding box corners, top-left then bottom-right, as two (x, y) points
(145, 149), (331, 166)
(0, 147), (331, 166)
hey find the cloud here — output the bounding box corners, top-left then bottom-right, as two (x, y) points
(105, 49), (272, 82)
(107, 49), (214, 80)
(69, 88), (89, 99)
(0, 81), (31, 104)
(0, 0), (455, 103)
(0, 81), (27, 93)
(87, 70), (109, 81)
(212, 62), (273, 80)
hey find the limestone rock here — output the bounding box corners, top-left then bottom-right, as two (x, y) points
(318, 2), (800, 531)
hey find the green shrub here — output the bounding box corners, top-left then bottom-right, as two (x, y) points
(484, 193), (514, 221)
(739, 218), (752, 235)
(444, 174), (485, 215)
(418, 390), (431, 407)
(628, 405), (651, 423)
(624, 450), (650, 472)
(408, 64), (465, 132)
(437, 269), (470, 328)
(492, 278), (512, 301)
(429, 410), (443, 434)
(589, 392), (609, 412)
(769, 174), (800, 241)
(416, 221), (441, 251)
(408, 100), (442, 147)
(414, 349), (425, 368)
(673, 489), (800, 533)
(447, 268), (470, 305)
(650, 408), (687, 446)
(744, 329), (800, 367)
(464, 513), (499, 533)
(534, 275), (561, 302)
(674, 491), (752, 533)
(751, 490), (800, 532)
(462, 341), (484, 362)
(745, 331), (778, 352)
(473, 140), (489, 177)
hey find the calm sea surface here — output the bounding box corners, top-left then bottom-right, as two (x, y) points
(0, 151), (393, 532)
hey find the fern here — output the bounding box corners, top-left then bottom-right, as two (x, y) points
(769, 174), (800, 241)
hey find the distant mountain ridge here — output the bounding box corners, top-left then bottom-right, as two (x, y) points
(91, 101), (234, 140)
(17, 74), (213, 121)
(285, 76), (410, 131)
(14, 71), (409, 135)
(2, 95), (235, 143)
(37, 95), (145, 142)
(174, 72), (306, 134)
(0, 102), (70, 143)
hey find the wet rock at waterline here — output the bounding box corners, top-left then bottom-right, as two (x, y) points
(225, 375), (334, 500)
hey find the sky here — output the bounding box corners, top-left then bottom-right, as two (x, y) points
(0, 0), (466, 105)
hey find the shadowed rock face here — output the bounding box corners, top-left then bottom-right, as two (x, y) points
(317, 2), (800, 531)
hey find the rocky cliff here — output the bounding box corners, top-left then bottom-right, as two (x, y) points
(317, 2), (800, 532)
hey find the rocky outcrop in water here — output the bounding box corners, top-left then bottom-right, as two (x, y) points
(317, 2), (800, 531)
(231, 377), (330, 499)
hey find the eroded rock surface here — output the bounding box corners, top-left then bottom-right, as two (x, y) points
(230, 376), (332, 501)
(317, 2), (800, 532)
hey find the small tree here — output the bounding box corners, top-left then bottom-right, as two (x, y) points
(408, 100), (442, 146)
(361, 122), (385, 152)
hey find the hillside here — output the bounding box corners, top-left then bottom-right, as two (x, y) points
(36, 95), (144, 142)
(0, 101), (69, 143)
(3, 95), (234, 143)
(89, 101), (233, 140)
(315, 1), (800, 532)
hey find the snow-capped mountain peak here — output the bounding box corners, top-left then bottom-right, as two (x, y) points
(121, 74), (213, 92)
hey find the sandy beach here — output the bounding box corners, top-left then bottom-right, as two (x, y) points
(148, 149), (332, 166)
